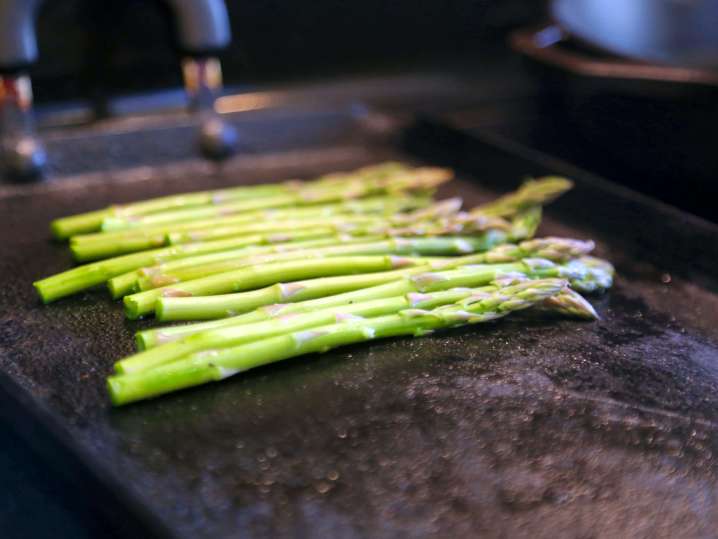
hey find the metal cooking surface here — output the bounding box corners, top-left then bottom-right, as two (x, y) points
(1, 121), (718, 538)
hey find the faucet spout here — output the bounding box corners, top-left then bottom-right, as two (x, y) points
(163, 0), (231, 55)
(164, 0), (238, 161)
(0, 0), (43, 69)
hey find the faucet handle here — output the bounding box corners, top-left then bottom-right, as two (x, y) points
(166, 0), (238, 162)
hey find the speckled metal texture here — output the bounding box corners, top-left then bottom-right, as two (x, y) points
(1, 119), (718, 538)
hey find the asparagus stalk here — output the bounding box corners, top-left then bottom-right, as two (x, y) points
(99, 167), (452, 233)
(118, 258), (596, 374)
(474, 177), (573, 218)
(106, 205), (511, 297)
(108, 234), (385, 299)
(141, 262), (603, 349)
(73, 216), (382, 261)
(71, 195), (457, 260)
(149, 237), (595, 325)
(121, 222), (523, 319)
(118, 286), (485, 374)
(108, 278), (567, 405)
(37, 205), (513, 304)
(132, 236), (496, 293)
(149, 268), (415, 333)
(161, 198), (467, 247)
(34, 229), (334, 303)
(70, 194), (431, 247)
(161, 215), (385, 247)
(49, 184), (291, 240)
(123, 255), (431, 319)
(49, 161), (412, 239)
(69, 174), (562, 257)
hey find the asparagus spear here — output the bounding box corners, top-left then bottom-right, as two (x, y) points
(99, 167), (452, 233)
(68, 174), (561, 257)
(71, 196), (458, 261)
(121, 221), (524, 320)
(49, 184), (290, 240)
(107, 278), (567, 405)
(117, 258), (595, 374)
(123, 255), (431, 319)
(49, 161), (412, 239)
(132, 236), (497, 293)
(37, 205), (513, 303)
(138, 254), (606, 348)
(473, 177), (573, 218)
(108, 235), (385, 299)
(118, 286), (484, 374)
(135, 278), (601, 373)
(106, 206), (511, 297)
(34, 229), (335, 303)
(70, 194), (431, 247)
(149, 237), (596, 324)
(73, 216), (382, 261)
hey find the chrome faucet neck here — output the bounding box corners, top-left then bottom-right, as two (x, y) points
(0, 72), (46, 181)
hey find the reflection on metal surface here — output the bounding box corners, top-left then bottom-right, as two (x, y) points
(215, 92), (282, 114)
(510, 26), (718, 86)
(181, 56), (238, 160)
(552, 0), (718, 68)
(182, 57), (223, 99)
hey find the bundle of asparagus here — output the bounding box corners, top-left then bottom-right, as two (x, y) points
(34, 162), (614, 406)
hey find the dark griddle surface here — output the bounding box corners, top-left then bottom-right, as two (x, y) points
(1, 120), (718, 538)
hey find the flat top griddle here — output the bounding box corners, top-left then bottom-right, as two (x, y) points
(1, 115), (718, 538)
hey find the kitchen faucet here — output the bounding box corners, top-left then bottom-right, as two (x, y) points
(0, 0), (238, 182)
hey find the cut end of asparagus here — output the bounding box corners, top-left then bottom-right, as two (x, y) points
(154, 300), (167, 321)
(107, 375), (155, 406)
(134, 332), (149, 351)
(33, 281), (54, 304)
(50, 208), (112, 241)
(108, 278), (129, 300)
(50, 220), (72, 241)
(107, 377), (125, 406)
(123, 296), (144, 320)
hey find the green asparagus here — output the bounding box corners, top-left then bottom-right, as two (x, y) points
(117, 258), (596, 375)
(50, 162), (413, 239)
(107, 278), (568, 405)
(148, 237), (596, 325)
(123, 255), (431, 319)
(34, 229), (335, 303)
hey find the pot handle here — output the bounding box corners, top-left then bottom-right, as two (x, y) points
(509, 25), (718, 87)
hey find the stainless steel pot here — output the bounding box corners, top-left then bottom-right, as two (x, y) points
(509, 1), (718, 217)
(552, 0), (718, 69)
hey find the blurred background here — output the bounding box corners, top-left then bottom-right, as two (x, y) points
(1, 0), (710, 221)
(31, 0), (542, 103)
